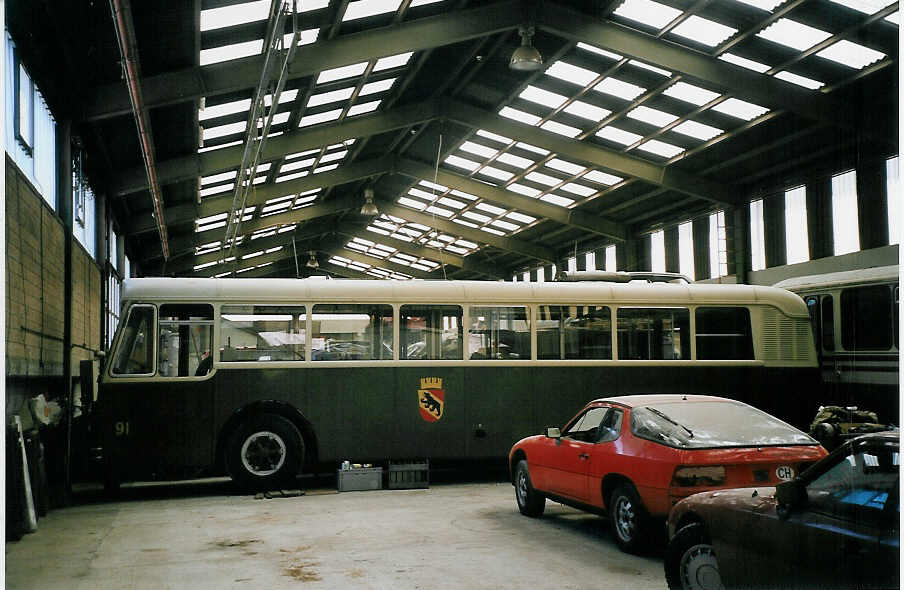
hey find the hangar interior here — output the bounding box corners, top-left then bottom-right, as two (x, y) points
(3, 0), (899, 548)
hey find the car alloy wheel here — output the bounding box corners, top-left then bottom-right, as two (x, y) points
(679, 543), (723, 590)
(240, 430), (287, 476)
(613, 494), (636, 542)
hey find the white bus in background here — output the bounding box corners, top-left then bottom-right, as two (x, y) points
(774, 265), (899, 424)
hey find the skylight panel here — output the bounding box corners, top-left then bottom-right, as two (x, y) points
(508, 183), (541, 197)
(506, 212), (536, 224)
(360, 78), (396, 96)
(712, 98), (769, 120)
(476, 129), (512, 144)
(201, 40), (263, 66)
(462, 211), (491, 223)
(594, 77), (646, 100)
(444, 154), (480, 172)
(496, 153), (534, 168)
(450, 189), (478, 201)
(373, 52), (413, 72)
(540, 194), (575, 207)
(201, 0), (269, 32)
(516, 142), (549, 155)
(662, 81), (720, 106)
(670, 16), (737, 47)
(452, 218), (479, 229)
(265, 89), (299, 107)
(629, 61), (671, 76)
(299, 108), (343, 127)
(200, 98), (251, 121)
(419, 180), (448, 192)
(342, 0), (402, 21)
(262, 201), (291, 215)
(635, 139), (685, 158)
(286, 148), (321, 160)
(276, 170), (309, 183)
(437, 197), (465, 209)
(519, 86), (567, 109)
(491, 219), (520, 232)
(719, 53), (771, 73)
(408, 188), (435, 201)
(775, 70), (824, 89)
(319, 150), (348, 163)
(614, 0), (682, 28)
(348, 100), (381, 116)
(316, 62), (368, 84)
(267, 112), (291, 126)
(314, 163), (340, 174)
(540, 120), (582, 138)
(203, 121), (245, 140)
(308, 87), (355, 108)
(201, 170), (238, 186)
(828, 0), (896, 13)
(672, 120), (723, 141)
(546, 159), (585, 175)
(399, 196), (427, 210)
(627, 106), (678, 127)
(757, 19), (832, 51)
(734, 0), (786, 10)
(287, 29), (319, 46)
(479, 166), (514, 181)
(460, 141), (498, 159)
(525, 171), (561, 186)
(563, 101), (611, 122)
(476, 203), (507, 216)
(481, 226), (506, 236)
(576, 43), (622, 61)
(281, 157), (316, 172)
(545, 62), (599, 86)
(499, 107), (542, 126)
(561, 183), (596, 197)
(816, 40), (885, 69)
(596, 126), (642, 145)
(584, 170), (623, 185)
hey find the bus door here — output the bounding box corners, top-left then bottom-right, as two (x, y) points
(102, 303), (216, 479)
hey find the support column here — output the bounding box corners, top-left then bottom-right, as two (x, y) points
(763, 193), (787, 268)
(692, 217), (710, 280)
(729, 206), (750, 284)
(616, 239), (639, 271)
(593, 247), (606, 270)
(806, 177), (834, 259)
(664, 226), (679, 274)
(58, 121), (74, 504)
(636, 235), (652, 272)
(544, 263), (555, 281)
(856, 158), (889, 249)
(576, 252), (587, 271)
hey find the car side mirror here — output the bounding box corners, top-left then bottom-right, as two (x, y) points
(775, 479), (807, 519)
(545, 427), (561, 439)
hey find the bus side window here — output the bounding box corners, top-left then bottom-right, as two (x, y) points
(158, 304), (214, 377)
(804, 296), (821, 352)
(841, 286), (892, 351)
(111, 305), (155, 375)
(617, 308), (690, 360)
(220, 305), (306, 362)
(311, 304), (393, 360)
(468, 306), (530, 360)
(537, 305), (611, 360)
(400, 305), (463, 360)
(821, 296), (835, 351)
(695, 307), (754, 360)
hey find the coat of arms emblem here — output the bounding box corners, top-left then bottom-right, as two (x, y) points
(418, 377), (444, 422)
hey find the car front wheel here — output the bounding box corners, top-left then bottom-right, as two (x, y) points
(664, 523), (724, 590)
(514, 459), (545, 517)
(608, 483), (649, 553)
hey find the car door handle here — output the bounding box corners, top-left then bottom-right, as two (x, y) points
(578, 453), (590, 460)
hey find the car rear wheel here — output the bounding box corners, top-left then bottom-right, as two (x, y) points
(608, 483), (649, 553)
(665, 523), (723, 590)
(514, 459), (545, 517)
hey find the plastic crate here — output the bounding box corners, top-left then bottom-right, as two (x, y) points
(387, 459), (429, 489)
(337, 467), (383, 492)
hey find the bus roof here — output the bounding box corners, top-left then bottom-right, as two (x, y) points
(121, 277), (809, 317)
(773, 265), (899, 292)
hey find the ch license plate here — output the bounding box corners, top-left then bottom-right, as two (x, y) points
(775, 465), (795, 481)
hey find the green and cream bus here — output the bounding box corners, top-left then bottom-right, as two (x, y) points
(98, 274), (819, 490)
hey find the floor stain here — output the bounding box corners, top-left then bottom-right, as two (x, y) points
(212, 539), (261, 548)
(141, 548), (166, 552)
(346, 568), (365, 579)
(284, 561), (322, 582)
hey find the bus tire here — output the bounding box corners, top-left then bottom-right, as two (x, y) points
(227, 414), (304, 492)
(514, 459), (545, 517)
(608, 483), (649, 553)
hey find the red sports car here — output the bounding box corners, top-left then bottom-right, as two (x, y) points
(508, 394), (827, 553)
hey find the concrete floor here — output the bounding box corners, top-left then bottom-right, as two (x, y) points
(6, 479), (667, 589)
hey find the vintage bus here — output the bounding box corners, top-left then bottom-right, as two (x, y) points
(98, 274), (819, 490)
(774, 265), (899, 424)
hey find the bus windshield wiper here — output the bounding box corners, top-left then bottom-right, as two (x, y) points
(647, 407), (694, 438)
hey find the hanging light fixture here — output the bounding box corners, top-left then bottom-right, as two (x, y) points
(306, 250), (319, 268)
(509, 26), (543, 71)
(360, 186), (379, 216)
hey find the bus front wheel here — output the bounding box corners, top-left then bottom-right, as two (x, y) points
(227, 414), (304, 492)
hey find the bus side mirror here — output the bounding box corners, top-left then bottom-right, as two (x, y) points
(546, 427), (561, 439)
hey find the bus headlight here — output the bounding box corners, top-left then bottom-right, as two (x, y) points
(671, 465), (726, 487)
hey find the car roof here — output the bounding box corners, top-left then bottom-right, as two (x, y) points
(589, 394), (738, 408)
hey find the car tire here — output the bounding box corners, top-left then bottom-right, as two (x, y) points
(514, 459), (546, 517)
(608, 483), (649, 553)
(227, 414), (304, 492)
(664, 523), (723, 590)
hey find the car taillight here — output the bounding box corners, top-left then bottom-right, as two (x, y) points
(671, 465), (726, 487)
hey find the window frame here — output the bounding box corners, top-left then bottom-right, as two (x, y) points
(109, 304), (157, 378)
(14, 50), (34, 155)
(157, 304), (216, 378)
(615, 306), (691, 361)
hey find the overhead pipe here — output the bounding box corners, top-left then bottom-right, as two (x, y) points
(109, 0), (170, 259)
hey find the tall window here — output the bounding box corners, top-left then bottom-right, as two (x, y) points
(709, 211), (728, 278)
(750, 199), (766, 271)
(678, 221), (695, 281)
(522, 271), (530, 282)
(72, 148), (97, 258)
(832, 170), (860, 255)
(567, 257), (577, 272)
(585, 251), (596, 271)
(888, 156), (899, 245)
(536, 266), (545, 282)
(15, 55), (33, 153)
(785, 186), (809, 264)
(651, 230), (665, 273)
(105, 274), (121, 350)
(605, 245), (617, 271)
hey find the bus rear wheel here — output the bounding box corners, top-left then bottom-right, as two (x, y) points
(227, 414), (304, 492)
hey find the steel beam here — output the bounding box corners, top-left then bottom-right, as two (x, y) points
(536, 2), (894, 144)
(396, 158), (627, 241)
(443, 99), (741, 206)
(85, 1), (523, 121)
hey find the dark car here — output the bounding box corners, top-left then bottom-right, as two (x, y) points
(665, 431), (899, 590)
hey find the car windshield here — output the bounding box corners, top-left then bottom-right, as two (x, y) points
(631, 400), (816, 448)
